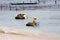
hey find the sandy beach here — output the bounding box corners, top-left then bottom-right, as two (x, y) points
(0, 32), (60, 40)
(0, 27), (60, 40)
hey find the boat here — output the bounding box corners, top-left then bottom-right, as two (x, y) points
(10, 2), (37, 5)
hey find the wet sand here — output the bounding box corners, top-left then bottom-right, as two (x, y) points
(0, 28), (60, 40)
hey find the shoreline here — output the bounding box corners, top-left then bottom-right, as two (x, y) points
(0, 31), (60, 40)
(0, 26), (60, 40)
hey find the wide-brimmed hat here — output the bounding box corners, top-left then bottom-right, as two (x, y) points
(34, 17), (37, 19)
(34, 16), (37, 19)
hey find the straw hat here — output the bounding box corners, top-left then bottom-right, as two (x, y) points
(34, 17), (37, 20)
(34, 16), (37, 18)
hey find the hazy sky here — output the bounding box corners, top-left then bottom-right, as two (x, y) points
(0, 0), (60, 4)
(0, 0), (60, 1)
(0, 0), (55, 2)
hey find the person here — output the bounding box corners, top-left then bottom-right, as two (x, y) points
(23, 14), (28, 19)
(32, 16), (37, 26)
(17, 14), (24, 19)
(26, 16), (37, 27)
(16, 13), (28, 19)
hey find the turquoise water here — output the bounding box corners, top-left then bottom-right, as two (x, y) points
(0, 10), (60, 35)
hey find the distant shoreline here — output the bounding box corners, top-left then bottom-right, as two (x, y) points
(0, 4), (60, 11)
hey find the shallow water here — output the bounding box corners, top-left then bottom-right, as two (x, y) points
(0, 10), (60, 35)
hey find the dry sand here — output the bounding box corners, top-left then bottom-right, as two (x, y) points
(0, 29), (60, 40)
(0, 28), (60, 40)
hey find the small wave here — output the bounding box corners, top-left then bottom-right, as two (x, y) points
(0, 26), (41, 37)
(0, 26), (59, 37)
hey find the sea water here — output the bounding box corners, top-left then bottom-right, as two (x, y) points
(0, 10), (60, 35)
